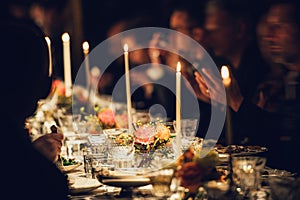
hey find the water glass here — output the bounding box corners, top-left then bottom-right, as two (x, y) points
(173, 119), (198, 150)
(84, 153), (112, 178)
(64, 133), (89, 159)
(232, 156), (266, 197)
(149, 169), (175, 198)
(107, 136), (135, 169)
(111, 146), (134, 168)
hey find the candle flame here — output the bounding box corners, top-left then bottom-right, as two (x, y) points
(82, 41), (89, 51)
(176, 61), (181, 72)
(45, 36), (51, 45)
(221, 65), (230, 79)
(62, 32), (70, 42)
(123, 43), (128, 52)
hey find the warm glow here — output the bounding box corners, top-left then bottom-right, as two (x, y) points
(123, 43), (128, 52)
(176, 61), (181, 72)
(45, 36), (51, 45)
(62, 32), (70, 42)
(82, 41), (89, 51)
(221, 65), (230, 79)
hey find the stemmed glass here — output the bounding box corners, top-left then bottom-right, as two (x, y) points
(173, 118), (198, 150)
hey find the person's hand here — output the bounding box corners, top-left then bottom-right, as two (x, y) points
(33, 133), (64, 162)
(194, 68), (244, 111)
(194, 69), (226, 105)
(227, 75), (244, 111)
(193, 71), (211, 103)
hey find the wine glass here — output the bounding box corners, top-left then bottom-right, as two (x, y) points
(173, 118), (198, 150)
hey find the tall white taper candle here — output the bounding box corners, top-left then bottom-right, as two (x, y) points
(124, 44), (133, 132)
(62, 32), (72, 97)
(45, 36), (52, 77)
(176, 61), (182, 152)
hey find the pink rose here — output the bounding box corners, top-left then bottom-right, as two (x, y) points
(134, 125), (156, 145)
(97, 108), (116, 126)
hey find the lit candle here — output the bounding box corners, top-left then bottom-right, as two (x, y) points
(221, 65), (233, 145)
(62, 32), (72, 97)
(124, 44), (133, 132)
(176, 61), (182, 152)
(82, 41), (90, 88)
(45, 36), (52, 77)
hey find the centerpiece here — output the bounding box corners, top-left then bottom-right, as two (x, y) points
(79, 103), (128, 134)
(133, 121), (175, 168)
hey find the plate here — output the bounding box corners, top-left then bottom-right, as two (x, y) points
(59, 162), (82, 173)
(99, 168), (154, 179)
(262, 168), (297, 178)
(102, 128), (128, 136)
(69, 177), (102, 194)
(101, 177), (151, 188)
(215, 145), (267, 160)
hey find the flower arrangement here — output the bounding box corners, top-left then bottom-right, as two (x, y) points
(133, 121), (175, 167)
(175, 147), (222, 193)
(80, 104), (128, 133)
(134, 122), (173, 154)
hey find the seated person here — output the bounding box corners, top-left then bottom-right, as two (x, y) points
(195, 0), (300, 173)
(0, 19), (68, 199)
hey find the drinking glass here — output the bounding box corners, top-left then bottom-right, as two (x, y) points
(232, 156), (266, 197)
(107, 134), (135, 169)
(149, 169), (175, 198)
(84, 153), (112, 179)
(173, 119), (198, 150)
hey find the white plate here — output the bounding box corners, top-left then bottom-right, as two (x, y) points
(69, 177), (102, 194)
(102, 128), (128, 136)
(100, 168), (154, 178)
(101, 177), (151, 188)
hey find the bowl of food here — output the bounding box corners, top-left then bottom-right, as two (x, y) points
(58, 157), (82, 173)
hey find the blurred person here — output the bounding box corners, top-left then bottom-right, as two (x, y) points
(196, 0), (300, 173)
(147, 0), (211, 132)
(0, 20), (69, 199)
(255, 13), (286, 112)
(256, 0), (300, 172)
(148, 0), (207, 69)
(194, 0), (270, 144)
